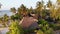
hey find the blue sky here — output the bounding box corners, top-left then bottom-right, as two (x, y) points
(0, 0), (56, 10)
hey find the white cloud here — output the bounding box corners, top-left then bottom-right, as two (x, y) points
(0, 0), (56, 10)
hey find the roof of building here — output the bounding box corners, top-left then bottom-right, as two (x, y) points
(19, 16), (38, 29)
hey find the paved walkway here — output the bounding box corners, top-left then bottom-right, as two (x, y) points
(0, 27), (9, 34)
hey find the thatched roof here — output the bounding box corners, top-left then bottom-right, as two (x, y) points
(19, 16), (39, 29)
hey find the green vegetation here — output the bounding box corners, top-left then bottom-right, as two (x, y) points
(37, 30), (44, 34)
(0, 0), (60, 34)
(11, 13), (23, 20)
(6, 21), (24, 34)
(10, 7), (16, 13)
(38, 19), (54, 34)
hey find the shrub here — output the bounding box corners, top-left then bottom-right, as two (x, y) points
(38, 19), (54, 34)
(37, 30), (44, 34)
(6, 21), (24, 34)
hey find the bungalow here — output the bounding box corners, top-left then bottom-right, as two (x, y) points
(19, 14), (39, 30)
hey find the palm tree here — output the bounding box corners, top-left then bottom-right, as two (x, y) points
(56, 0), (60, 8)
(29, 7), (33, 14)
(56, 7), (60, 20)
(36, 1), (43, 12)
(10, 7), (16, 14)
(36, 1), (44, 18)
(57, 0), (60, 3)
(47, 0), (52, 8)
(18, 4), (27, 16)
(50, 5), (57, 21)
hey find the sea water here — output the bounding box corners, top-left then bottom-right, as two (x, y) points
(0, 10), (13, 17)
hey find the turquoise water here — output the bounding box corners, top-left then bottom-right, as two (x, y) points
(0, 10), (13, 17)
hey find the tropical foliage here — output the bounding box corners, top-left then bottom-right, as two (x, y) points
(6, 21), (24, 34)
(0, 0), (60, 34)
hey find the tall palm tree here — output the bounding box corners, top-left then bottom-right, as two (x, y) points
(36, 1), (43, 12)
(50, 5), (57, 20)
(36, 1), (44, 18)
(18, 4), (27, 16)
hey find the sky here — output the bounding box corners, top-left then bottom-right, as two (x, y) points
(0, 0), (56, 10)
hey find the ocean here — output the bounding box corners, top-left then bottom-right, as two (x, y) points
(0, 10), (13, 17)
